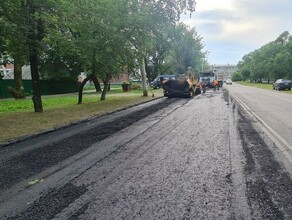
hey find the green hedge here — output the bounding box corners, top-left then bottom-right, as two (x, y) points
(0, 80), (79, 98)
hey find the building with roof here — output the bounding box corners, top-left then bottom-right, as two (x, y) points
(0, 65), (32, 80)
(211, 64), (238, 81)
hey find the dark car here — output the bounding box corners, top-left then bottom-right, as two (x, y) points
(273, 79), (292, 90)
(150, 74), (176, 89)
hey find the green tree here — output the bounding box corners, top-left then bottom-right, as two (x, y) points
(237, 31), (292, 82)
(240, 68), (251, 81)
(145, 24), (175, 82)
(47, 0), (136, 102)
(0, 1), (29, 99)
(126, 0), (197, 96)
(232, 72), (243, 81)
(1, 0), (59, 112)
(170, 23), (205, 77)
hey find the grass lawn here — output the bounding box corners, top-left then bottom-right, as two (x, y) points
(0, 87), (163, 145)
(238, 81), (292, 94)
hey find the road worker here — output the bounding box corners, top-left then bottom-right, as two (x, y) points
(213, 79), (219, 91)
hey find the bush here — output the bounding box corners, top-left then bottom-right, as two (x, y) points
(131, 83), (141, 90)
(122, 81), (131, 85)
(232, 72), (243, 81)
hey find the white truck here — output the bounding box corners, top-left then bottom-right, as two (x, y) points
(216, 72), (224, 87)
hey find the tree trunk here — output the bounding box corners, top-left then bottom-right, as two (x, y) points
(140, 58), (148, 97)
(100, 81), (108, 101)
(30, 51), (43, 113)
(91, 76), (101, 92)
(77, 77), (90, 104)
(28, 1), (44, 113)
(78, 75), (101, 104)
(8, 58), (25, 99)
(100, 74), (111, 101)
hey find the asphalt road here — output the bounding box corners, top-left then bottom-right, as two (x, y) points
(0, 87), (291, 219)
(225, 83), (292, 166)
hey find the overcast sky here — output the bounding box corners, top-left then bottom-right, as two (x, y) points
(181, 0), (292, 65)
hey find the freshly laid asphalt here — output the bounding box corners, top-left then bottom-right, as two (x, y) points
(0, 88), (291, 219)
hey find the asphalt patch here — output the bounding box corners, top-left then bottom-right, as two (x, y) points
(0, 98), (178, 191)
(7, 183), (87, 220)
(237, 107), (292, 219)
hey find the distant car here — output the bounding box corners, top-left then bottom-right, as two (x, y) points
(273, 79), (291, 90)
(150, 75), (176, 89)
(226, 79), (232, 85)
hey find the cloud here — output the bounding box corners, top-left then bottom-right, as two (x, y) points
(194, 0), (235, 11)
(181, 0), (292, 64)
(234, 0), (292, 18)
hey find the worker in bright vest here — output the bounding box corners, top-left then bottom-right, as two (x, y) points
(213, 79), (219, 90)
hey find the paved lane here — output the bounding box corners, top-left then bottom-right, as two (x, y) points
(1, 88), (291, 219)
(1, 91), (248, 219)
(225, 83), (292, 161)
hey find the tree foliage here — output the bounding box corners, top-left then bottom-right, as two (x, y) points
(167, 23), (205, 78)
(232, 71), (243, 81)
(237, 31), (292, 82)
(145, 23), (204, 82)
(1, 0), (59, 111)
(1, 0), (203, 110)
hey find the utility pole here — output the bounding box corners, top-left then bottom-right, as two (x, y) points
(201, 55), (204, 72)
